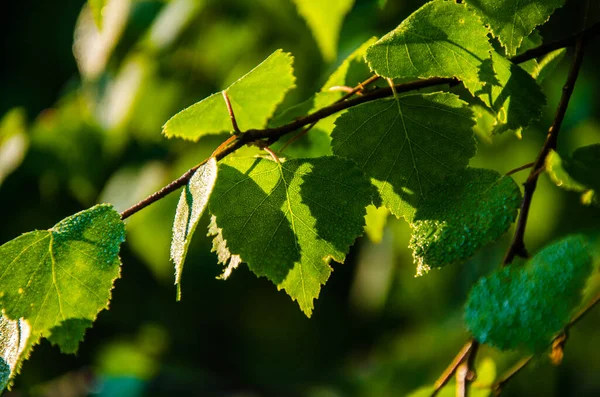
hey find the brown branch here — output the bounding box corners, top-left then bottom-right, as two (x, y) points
(120, 25), (593, 221)
(502, 37), (586, 266)
(431, 338), (478, 397)
(222, 91), (240, 133)
(509, 21), (600, 64)
(456, 340), (479, 397)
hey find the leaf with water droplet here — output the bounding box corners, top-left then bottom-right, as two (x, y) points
(0, 204), (125, 337)
(465, 235), (593, 351)
(209, 156), (375, 316)
(331, 92), (476, 219)
(163, 50), (296, 140)
(546, 145), (600, 206)
(408, 168), (521, 275)
(171, 158), (218, 299)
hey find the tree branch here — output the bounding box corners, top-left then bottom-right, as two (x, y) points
(502, 37), (586, 266)
(431, 338), (478, 397)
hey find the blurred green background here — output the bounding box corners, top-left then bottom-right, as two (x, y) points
(1, 0), (600, 396)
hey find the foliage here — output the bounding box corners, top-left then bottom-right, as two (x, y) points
(1, 0), (600, 394)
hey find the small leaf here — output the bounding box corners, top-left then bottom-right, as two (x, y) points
(465, 0), (565, 56)
(47, 319), (93, 354)
(409, 168), (522, 275)
(209, 156), (374, 316)
(546, 145), (600, 206)
(0, 316), (36, 391)
(331, 92), (476, 219)
(465, 235), (593, 351)
(88, 0), (106, 29)
(532, 48), (566, 82)
(171, 158), (218, 299)
(291, 0), (355, 61)
(163, 50), (296, 140)
(365, 0), (494, 98)
(0, 204), (125, 336)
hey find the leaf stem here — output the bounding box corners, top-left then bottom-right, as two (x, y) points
(505, 162), (535, 176)
(222, 91), (241, 133)
(502, 37), (586, 266)
(431, 338), (478, 397)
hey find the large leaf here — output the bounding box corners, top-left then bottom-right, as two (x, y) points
(0, 204), (125, 336)
(546, 145), (600, 206)
(0, 316), (35, 391)
(465, 0), (565, 56)
(47, 319), (93, 354)
(465, 235), (593, 351)
(291, 0), (355, 61)
(163, 50), (296, 140)
(209, 156), (374, 316)
(409, 168), (522, 275)
(365, 0), (494, 98)
(331, 92), (476, 219)
(171, 158), (218, 299)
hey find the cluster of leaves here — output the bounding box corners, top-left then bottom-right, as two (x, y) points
(0, 0), (598, 392)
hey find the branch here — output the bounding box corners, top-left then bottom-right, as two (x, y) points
(120, 25), (594, 221)
(502, 37), (586, 266)
(431, 338), (478, 397)
(120, 77), (455, 220)
(509, 21), (600, 64)
(493, 291), (600, 395)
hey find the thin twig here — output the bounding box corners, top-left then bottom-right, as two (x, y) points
(222, 91), (240, 133)
(505, 162), (535, 176)
(509, 21), (599, 64)
(279, 74), (382, 153)
(502, 37), (586, 266)
(431, 338), (477, 397)
(263, 146), (280, 163)
(493, 291), (600, 395)
(456, 340), (479, 397)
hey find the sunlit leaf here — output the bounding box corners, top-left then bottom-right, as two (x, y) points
(0, 316), (35, 391)
(47, 319), (93, 354)
(209, 156), (374, 316)
(465, 0), (565, 56)
(163, 50), (296, 140)
(466, 235), (593, 351)
(331, 92), (476, 219)
(171, 158), (218, 299)
(0, 204), (125, 336)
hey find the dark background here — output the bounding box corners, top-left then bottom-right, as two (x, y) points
(1, 0), (600, 396)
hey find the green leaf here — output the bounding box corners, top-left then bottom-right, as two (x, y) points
(209, 156), (374, 316)
(465, 0), (565, 56)
(546, 145), (600, 206)
(47, 319), (93, 354)
(408, 168), (522, 275)
(171, 158), (218, 300)
(0, 316), (36, 391)
(365, 0), (494, 98)
(478, 51), (545, 135)
(465, 235), (593, 351)
(0, 204), (125, 336)
(207, 215), (242, 280)
(88, 0), (106, 29)
(291, 0), (355, 61)
(532, 48), (566, 82)
(163, 50), (296, 140)
(331, 92), (476, 219)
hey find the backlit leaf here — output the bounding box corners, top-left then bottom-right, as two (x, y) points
(365, 0), (494, 98)
(163, 50), (296, 140)
(47, 319), (93, 354)
(465, 0), (565, 56)
(331, 92), (476, 219)
(292, 0), (355, 61)
(465, 235), (593, 351)
(546, 145), (600, 206)
(0, 204), (125, 336)
(171, 158), (218, 299)
(0, 316), (35, 391)
(209, 156), (374, 316)
(408, 168), (521, 275)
